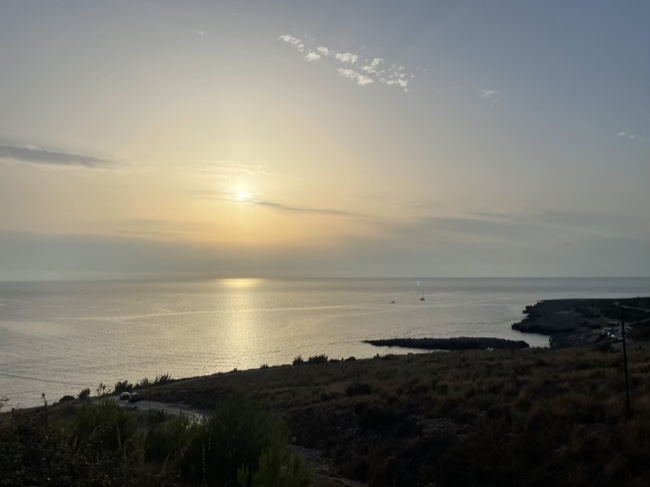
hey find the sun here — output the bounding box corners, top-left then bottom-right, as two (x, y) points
(236, 191), (251, 202)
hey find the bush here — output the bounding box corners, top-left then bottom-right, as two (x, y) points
(0, 412), (174, 486)
(78, 388), (91, 400)
(136, 373), (173, 389)
(307, 354), (328, 364)
(153, 373), (173, 385)
(73, 399), (137, 453)
(246, 428), (312, 487)
(346, 383), (373, 397)
(144, 416), (201, 466)
(178, 393), (296, 487)
(59, 395), (75, 403)
(293, 355), (304, 366)
(114, 380), (134, 393)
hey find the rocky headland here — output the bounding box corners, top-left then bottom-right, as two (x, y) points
(511, 297), (650, 347)
(363, 337), (529, 351)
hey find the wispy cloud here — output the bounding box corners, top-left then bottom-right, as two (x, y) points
(478, 89), (499, 107)
(278, 34), (414, 92)
(0, 143), (115, 168)
(617, 131), (637, 139)
(361, 57), (384, 73)
(334, 52), (358, 64)
(479, 89), (497, 99)
(304, 51), (321, 62)
(278, 34), (305, 52)
(337, 68), (374, 86)
(253, 200), (364, 218)
(192, 189), (364, 218)
(114, 219), (208, 240)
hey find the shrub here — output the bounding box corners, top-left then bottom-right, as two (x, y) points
(59, 395), (75, 403)
(246, 428), (312, 487)
(0, 412), (173, 486)
(346, 383), (373, 397)
(307, 354), (328, 364)
(178, 393), (287, 487)
(153, 373), (173, 385)
(293, 355), (304, 366)
(78, 388), (91, 400)
(114, 380), (134, 393)
(144, 415), (201, 465)
(73, 399), (137, 453)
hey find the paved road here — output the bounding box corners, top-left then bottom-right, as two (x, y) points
(107, 395), (205, 422)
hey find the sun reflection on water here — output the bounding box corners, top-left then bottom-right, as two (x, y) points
(208, 278), (265, 370)
(217, 278), (263, 289)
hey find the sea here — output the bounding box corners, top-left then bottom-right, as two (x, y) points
(1, 277), (648, 409)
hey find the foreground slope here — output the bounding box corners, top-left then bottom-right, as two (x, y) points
(147, 343), (650, 486)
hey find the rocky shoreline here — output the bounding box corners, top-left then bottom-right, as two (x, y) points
(511, 297), (650, 348)
(363, 337), (530, 350)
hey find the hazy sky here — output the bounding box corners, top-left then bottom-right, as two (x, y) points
(0, 0), (648, 279)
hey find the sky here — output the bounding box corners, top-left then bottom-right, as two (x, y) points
(0, 0), (648, 279)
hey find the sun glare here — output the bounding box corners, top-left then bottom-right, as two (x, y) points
(237, 191), (251, 202)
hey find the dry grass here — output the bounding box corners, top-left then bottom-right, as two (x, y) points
(147, 343), (650, 486)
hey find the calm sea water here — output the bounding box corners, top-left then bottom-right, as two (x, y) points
(1, 277), (648, 408)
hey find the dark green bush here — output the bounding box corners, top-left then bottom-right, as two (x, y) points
(153, 373), (173, 385)
(0, 411), (179, 486)
(144, 416), (201, 465)
(293, 355), (305, 366)
(78, 388), (91, 400)
(307, 354), (328, 364)
(177, 393), (302, 487)
(73, 399), (137, 453)
(246, 428), (312, 487)
(114, 380), (134, 393)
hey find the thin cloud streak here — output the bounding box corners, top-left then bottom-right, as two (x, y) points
(191, 189), (365, 218)
(478, 89), (499, 107)
(253, 200), (365, 218)
(0, 144), (114, 168)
